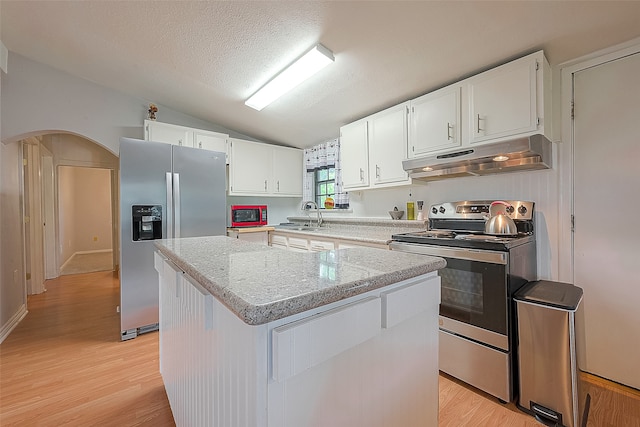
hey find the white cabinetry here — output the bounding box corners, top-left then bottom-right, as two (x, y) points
(157, 252), (440, 427)
(144, 120), (230, 162)
(368, 102), (411, 186)
(229, 138), (272, 195)
(340, 102), (410, 190)
(376, 51), (551, 164)
(145, 120), (193, 147)
(228, 138), (303, 197)
(468, 51), (547, 145)
(339, 120), (369, 189)
(409, 85), (462, 156)
(194, 129), (228, 154)
(272, 146), (304, 196)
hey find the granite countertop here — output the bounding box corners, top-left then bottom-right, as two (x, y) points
(271, 216), (429, 245)
(155, 236), (445, 326)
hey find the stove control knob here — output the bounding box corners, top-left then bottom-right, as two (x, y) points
(506, 205), (515, 214)
(439, 206), (446, 214)
(518, 205), (528, 215)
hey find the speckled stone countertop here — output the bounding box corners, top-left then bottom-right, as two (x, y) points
(272, 216), (429, 245)
(155, 236), (445, 326)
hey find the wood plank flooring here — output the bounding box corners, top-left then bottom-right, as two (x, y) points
(1, 271), (638, 426)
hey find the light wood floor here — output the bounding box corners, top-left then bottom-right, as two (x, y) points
(1, 271), (639, 426)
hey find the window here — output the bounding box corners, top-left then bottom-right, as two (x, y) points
(315, 167), (335, 208)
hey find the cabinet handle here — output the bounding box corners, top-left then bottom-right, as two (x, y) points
(376, 165), (380, 178)
(198, 141), (202, 148)
(264, 180), (267, 191)
(277, 180), (280, 191)
(359, 168), (364, 181)
(447, 123), (453, 140)
(178, 139), (183, 146)
(476, 114), (483, 134)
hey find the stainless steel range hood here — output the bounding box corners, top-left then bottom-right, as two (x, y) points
(403, 134), (553, 182)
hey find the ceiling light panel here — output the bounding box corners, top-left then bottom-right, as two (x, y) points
(245, 44), (334, 111)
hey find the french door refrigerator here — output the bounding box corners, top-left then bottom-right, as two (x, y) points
(119, 137), (226, 340)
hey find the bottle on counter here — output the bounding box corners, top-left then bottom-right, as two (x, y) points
(406, 200), (415, 220)
(416, 200), (425, 220)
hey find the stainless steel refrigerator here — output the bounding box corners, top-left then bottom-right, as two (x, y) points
(119, 137), (226, 340)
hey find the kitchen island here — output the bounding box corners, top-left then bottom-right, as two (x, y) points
(154, 235), (445, 427)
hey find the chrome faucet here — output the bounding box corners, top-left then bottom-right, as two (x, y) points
(301, 201), (323, 227)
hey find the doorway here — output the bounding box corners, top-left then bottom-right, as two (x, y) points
(58, 166), (114, 276)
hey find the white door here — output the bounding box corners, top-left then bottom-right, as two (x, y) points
(468, 55), (537, 144)
(339, 120), (369, 189)
(409, 86), (461, 156)
(368, 103), (410, 186)
(272, 146), (303, 196)
(573, 52), (640, 389)
(228, 139), (272, 195)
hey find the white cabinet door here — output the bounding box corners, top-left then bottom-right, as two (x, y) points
(145, 120), (193, 147)
(468, 54), (538, 144)
(228, 138), (272, 195)
(194, 130), (229, 162)
(339, 120), (369, 189)
(272, 146), (303, 196)
(368, 102), (410, 186)
(409, 85), (461, 156)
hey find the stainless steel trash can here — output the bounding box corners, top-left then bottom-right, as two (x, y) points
(515, 280), (584, 427)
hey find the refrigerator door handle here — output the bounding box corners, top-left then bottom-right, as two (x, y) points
(166, 172), (173, 239)
(174, 172), (181, 239)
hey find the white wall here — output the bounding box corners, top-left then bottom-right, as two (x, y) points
(58, 166), (112, 265)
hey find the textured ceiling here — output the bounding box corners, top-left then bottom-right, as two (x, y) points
(2, 1), (640, 148)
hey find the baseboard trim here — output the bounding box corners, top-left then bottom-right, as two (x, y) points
(0, 304), (28, 344)
(61, 249), (113, 270)
(75, 249), (113, 255)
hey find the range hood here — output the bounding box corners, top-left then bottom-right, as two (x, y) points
(403, 134), (553, 182)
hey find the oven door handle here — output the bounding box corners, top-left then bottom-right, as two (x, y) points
(389, 242), (507, 265)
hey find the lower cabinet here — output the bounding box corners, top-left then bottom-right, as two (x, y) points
(156, 252), (440, 427)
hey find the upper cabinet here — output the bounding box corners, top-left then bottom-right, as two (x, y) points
(272, 146), (304, 196)
(144, 120), (229, 163)
(340, 102), (410, 191)
(368, 102), (410, 186)
(468, 51), (547, 145)
(403, 51), (550, 159)
(193, 130), (228, 154)
(145, 120), (193, 147)
(340, 119), (369, 189)
(228, 138), (303, 197)
(409, 85), (462, 157)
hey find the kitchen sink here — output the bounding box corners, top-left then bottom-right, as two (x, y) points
(275, 223), (322, 232)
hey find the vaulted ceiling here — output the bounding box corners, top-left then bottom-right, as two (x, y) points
(2, 1), (640, 148)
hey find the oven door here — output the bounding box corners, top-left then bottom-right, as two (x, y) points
(389, 242), (508, 348)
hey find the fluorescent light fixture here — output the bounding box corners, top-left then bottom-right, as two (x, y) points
(245, 43), (334, 111)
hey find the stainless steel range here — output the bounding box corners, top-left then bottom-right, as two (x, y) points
(390, 200), (537, 402)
